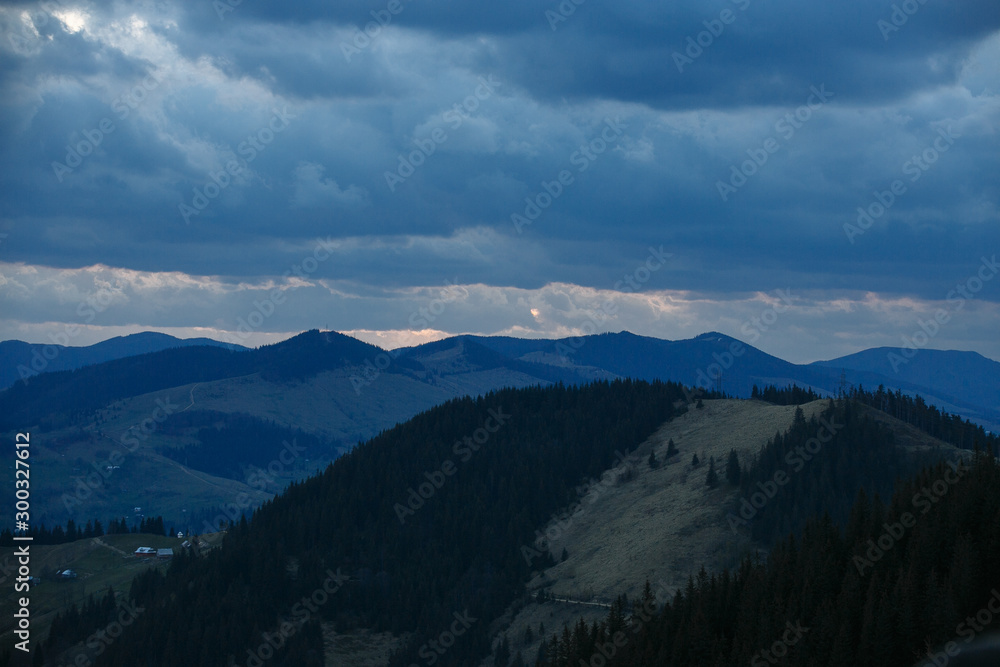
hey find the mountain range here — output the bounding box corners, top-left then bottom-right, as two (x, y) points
(0, 332), (243, 389)
(0, 329), (996, 532)
(1, 329), (999, 666)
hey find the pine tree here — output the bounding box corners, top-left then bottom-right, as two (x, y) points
(667, 438), (678, 458)
(726, 449), (741, 486)
(705, 456), (719, 488)
(691, 452), (700, 467)
(494, 633), (511, 667)
(648, 449), (658, 469)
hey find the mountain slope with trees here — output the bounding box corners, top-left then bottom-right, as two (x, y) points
(60, 380), (692, 667)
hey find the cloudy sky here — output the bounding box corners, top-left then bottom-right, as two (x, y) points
(0, 0), (998, 364)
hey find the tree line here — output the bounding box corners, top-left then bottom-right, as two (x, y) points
(533, 449), (1000, 666)
(0, 515), (169, 546)
(66, 380), (692, 667)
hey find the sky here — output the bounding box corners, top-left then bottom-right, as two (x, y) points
(0, 0), (998, 364)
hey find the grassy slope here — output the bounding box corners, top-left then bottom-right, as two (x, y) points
(483, 398), (961, 666)
(8, 364), (554, 532)
(0, 533), (190, 650)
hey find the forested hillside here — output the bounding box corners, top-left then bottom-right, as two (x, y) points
(157, 410), (336, 481)
(534, 452), (1000, 667)
(734, 400), (905, 544)
(0, 330), (398, 431)
(39, 380), (691, 667)
(14, 380), (997, 667)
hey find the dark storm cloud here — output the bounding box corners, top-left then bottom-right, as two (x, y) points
(0, 0), (998, 359)
(184, 0), (999, 108)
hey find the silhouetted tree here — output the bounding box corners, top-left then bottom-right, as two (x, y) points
(726, 449), (741, 486)
(666, 438), (678, 458)
(705, 456), (719, 488)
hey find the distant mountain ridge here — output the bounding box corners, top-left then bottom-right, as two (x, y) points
(2, 329), (997, 433)
(0, 332), (245, 388)
(454, 331), (1000, 432)
(811, 346), (1000, 421)
(0, 327), (996, 531)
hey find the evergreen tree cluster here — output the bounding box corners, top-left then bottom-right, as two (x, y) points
(537, 452), (1000, 667)
(43, 587), (119, 661)
(157, 410), (332, 480)
(733, 401), (905, 544)
(76, 380), (688, 667)
(0, 515), (167, 546)
(751, 383), (821, 405)
(848, 385), (999, 454)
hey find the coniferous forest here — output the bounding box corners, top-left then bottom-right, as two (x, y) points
(11, 379), (1000, 667)
(41, 380), (690, 667)
(534, 451), (1000, 667)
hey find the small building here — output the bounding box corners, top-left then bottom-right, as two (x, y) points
(134, 547), (156, 558)
(156, 548), (173, 560)
(56, 569), (77, 580)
